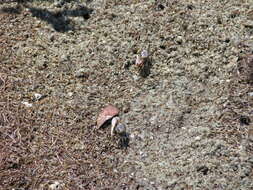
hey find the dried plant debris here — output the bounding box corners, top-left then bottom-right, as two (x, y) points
(246, 125), (253, 153)
(248, 126), (253, 141)
(1, 0), (253, 189)
(237, 54), (253, 83)
(0, 74), (7, 89)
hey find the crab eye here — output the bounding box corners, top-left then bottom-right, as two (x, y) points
(115, 123), (126, 135)
(141, 50), (148, 58)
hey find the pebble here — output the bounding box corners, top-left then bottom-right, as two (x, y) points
(132, 75), (139, 81)
(34, 93), (43, 101)
(243, 20), (253, 28)
(248, 127), (253, 141)
(175, 36), (183, 44)
(49, 34), (56, 42)
(49, 181), (61, 190)
(140, 151), (148, 159)
(74, 68), (87, 78)
(248, 92), (253, 96)
(68, 92), (73, 97)
(52, 0), (65, 8)
(60, 54), (70, 63)
(21, 101), (32, 107)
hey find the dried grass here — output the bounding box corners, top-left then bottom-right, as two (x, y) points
(1, 0), (253, 189)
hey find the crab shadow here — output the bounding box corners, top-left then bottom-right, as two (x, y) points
(139, 58), (153, 78)
(118, 132), (130, 149)
(99, 120), (130, 149)
(29, 6), (93, 32)
(0, 1), (93, 32)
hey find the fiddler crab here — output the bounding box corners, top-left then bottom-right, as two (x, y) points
(135, 50), (149, 69)
(97, 105), (128, 147)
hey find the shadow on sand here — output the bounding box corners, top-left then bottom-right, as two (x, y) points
(0, 0), (93, 32)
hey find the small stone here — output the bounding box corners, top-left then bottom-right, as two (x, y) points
(53, 0), (65, 8)
(244, 20), (253, 28)
(248, 127), (253, 141)
(21, 101), (32, 107)
(60, 54), (70, 63)
(140, 151), (148, 159)
(74, 68), (87, 78)
(113, 168), (118, 173)
(239, 115), (251, 125)
(196, 165), (209, 175)
(132, 75), (139, 81)
(175, 36), (183, 44)
(73, 142), (85, 150)
(49, 181), (61, 190)
(129, 133), (135, 140)
(68, 92), (73, 97)
(157, 4), (165, 10)
(49, 34), (56, 42)
(0, 77), (4, 87)
(34, 93), (43, 101)
(248, 92), (253, 96)
(129, 172), (135, 178)
(37, 61), (48, 70)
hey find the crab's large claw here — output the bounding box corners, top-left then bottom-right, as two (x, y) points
(111, 117), (120, 136)
(135, 55), (143, 67)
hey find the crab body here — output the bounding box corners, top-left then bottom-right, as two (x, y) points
(97, 105), (126, 136)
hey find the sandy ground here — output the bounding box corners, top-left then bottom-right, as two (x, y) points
(1, 0), (253, 189)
